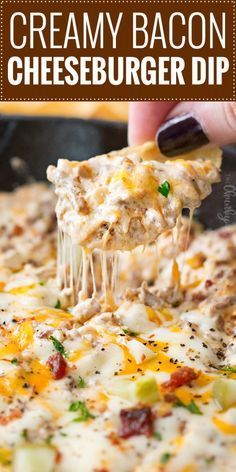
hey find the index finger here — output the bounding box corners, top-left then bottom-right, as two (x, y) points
(128, 101), (177, 145)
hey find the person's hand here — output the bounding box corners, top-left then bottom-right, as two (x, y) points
(128, 101), (236, 157)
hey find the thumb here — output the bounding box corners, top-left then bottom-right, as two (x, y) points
(157, 101), (236, 157)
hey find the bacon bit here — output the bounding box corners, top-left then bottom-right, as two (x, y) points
(164, 393), (178, 403)
(162, 367), (198, 392)
(11, 225), (24, 237)
(205, 279), (213, 288)
(55, 450), (62, 464)
(219, 230), (231, 239)
(119, 406), (154, 439)
(0, 408), (22, 425)
(48, 352), (67, 380)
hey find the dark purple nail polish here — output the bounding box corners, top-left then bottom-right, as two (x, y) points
(157, 114), (209, 158)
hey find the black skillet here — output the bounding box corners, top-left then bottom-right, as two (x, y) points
(0, 114), (235, 229)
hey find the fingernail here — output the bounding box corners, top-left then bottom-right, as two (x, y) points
(157, 114), (209, 157)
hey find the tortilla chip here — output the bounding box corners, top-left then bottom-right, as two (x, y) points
(109, 141), (222, 169)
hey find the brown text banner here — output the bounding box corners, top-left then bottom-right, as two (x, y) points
(0, 0), (235, 100)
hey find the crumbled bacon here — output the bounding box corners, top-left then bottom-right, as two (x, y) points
(162, 367), (198, 392)
(219, 230), (232, 239)
(205, 279), (213, 288)
(164, 393), (178, 403)
(11, 225), (24, 237)
(119, 406), (154, 439)
(48, 352), (67, 380)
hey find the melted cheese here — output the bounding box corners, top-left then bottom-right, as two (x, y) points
(3, 154), (236, 472)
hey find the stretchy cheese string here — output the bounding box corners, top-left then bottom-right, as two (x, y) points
(89, 253), (97, 297)
(180, 207), (195, 277)
(56, 216), (188, 307)
(171, 214), (182, 289)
